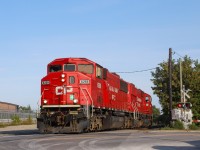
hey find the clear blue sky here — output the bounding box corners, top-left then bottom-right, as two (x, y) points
(0, 0), (200, 110)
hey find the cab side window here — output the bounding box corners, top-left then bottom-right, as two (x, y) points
(78, 64), (94, 74)
(96, 66), (103, 79)
(145, 97), (149, 102)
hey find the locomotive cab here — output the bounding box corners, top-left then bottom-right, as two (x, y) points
(38, 58), (97, 133)
(41, 59), (95, 106)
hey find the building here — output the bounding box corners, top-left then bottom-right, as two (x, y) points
(0, 101), (19, 112)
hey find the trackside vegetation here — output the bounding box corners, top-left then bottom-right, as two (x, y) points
(151, 56), (200, 126)
(0, 115), (34, 128)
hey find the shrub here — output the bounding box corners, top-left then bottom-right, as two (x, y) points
(0, 123), (6, 128)
(188, 123), (199, 130)
(172, 120), (184, 129)
(22, 115), (33, 125)
(11, 115), (21, 125)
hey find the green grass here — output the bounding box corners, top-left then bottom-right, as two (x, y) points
(161, 121), (200, 130)
(188, 123), (200, 130)
(0, 122), (35, 128)
(0, 123), (7, 128)
(0, 115), (35, 128)
(161, 126), (174, 130)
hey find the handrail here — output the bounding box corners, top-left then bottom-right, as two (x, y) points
(80, 87), (94, 118)
(37, 89), (48, 116)
(131, 101), (139, 119)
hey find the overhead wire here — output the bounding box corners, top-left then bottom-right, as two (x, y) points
(115, 67), (157, 74)
(173, 50), (184, 59)
(115, 50), (185, 74)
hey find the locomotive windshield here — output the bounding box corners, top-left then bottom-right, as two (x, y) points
(78, 64), (93, 74)
(49, 65), (62, 72)
(64, 64), (76, 71)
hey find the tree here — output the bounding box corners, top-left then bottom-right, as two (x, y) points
(151, 56), (200, 119)
(19, 105), (33, 113)
(152, 105), (160, 124)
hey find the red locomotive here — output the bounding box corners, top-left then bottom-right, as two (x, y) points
(37, 58), (152, 133)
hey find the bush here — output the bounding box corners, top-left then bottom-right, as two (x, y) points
(161, 126), (173, 130)
(22, 115), (33, 125)
(172, 120), (184, 129)
(0, 123), (7, 128)
(11, 115), (21, 125)
(189, 123), (199, 130)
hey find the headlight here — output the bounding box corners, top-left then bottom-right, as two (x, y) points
(44, 100), (48, 104)
(61, 78), (65, 82)
(73, 99), (78, 104)
(61, 74), (65, 78)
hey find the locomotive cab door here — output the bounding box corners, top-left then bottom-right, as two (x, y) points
(95, 65), (104, 108)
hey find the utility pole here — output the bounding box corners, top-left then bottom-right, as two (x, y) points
(168, 48), (173, 124)
(180, 58), (183, 102)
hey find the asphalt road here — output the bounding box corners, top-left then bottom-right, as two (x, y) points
(0, 128), (200, 150)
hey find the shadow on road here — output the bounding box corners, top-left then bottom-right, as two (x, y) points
(153, 140), (200, 150)
(0, 129), (39, 135)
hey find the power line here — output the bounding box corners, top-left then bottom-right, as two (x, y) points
(115, 50), (184, 74)
(115, 67), (157, 73)
(173, 50), (184, 59)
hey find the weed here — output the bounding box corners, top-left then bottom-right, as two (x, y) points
(189, 123), (199, 130)
(11, 115), (21, 125)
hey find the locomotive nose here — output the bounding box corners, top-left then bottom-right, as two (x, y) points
(41, 72), (79, 106)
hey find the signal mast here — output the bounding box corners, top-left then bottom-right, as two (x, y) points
(172, 57), (193, 129)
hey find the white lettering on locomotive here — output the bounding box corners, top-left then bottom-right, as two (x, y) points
(137, 102), (141, 107)
(109, 86), (112, 91)
(137, 97), (142, 102)
(80, 80), (90, 84)
(66, 86), (73, 92)
(109, 85), (118, 93)
(41, 80), (50, 85)
(55, 86), (64, 95)
(114, 88), (119, 93)
(112, 95), (116, 100)
(55, 86), (73, 95)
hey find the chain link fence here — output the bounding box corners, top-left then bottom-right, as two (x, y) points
(0, 110), (37, 123)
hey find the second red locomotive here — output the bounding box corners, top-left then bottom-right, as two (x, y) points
(37, 58), (152, 133)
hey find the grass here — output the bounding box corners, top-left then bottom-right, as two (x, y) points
(0, 115), (35, 128)
(0, 123), (8, 128)
(188, 123), (200, 130)
(160, 121), (200, 130)
(0, 121), (35, 128)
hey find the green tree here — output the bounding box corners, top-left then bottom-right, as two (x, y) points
(19, 105), (32, 113)
(152, 105), (160, 124)
(151, 56), (200, 119)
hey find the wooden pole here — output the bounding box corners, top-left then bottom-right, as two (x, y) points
(168, 48), (172, 124)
